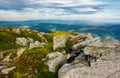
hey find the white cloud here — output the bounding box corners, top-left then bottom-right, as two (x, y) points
(0, 0), (120, 23)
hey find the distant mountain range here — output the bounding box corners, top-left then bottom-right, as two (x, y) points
(0, 20), (120, 26)
(0, 20), (120, 41)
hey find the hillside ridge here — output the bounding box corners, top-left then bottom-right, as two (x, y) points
(0, 28), (120, 78)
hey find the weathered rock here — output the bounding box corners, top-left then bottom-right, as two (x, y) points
(0, 66), (3, 70)
(53, 36), (68, 50)
(86, 33), (94, 40)
(59, 37), (120, 78)
(17, 48), (26, 57)
(29, 41), (45, 49)
(0, 28), (21, 34)
(37, 33), (48, 42)
(0, 52), (3, 59)
(72, 37), (101, 50)
(84, 46), (120, 59)
(27, 37), (34, 43)
(87, 40), (103, 47)
(3, 54), (12, 62)
(1, 67), (16, 74)
(16, 37), (30, 46)
(58, 59), (120, 78)
(12, 28), (21, 34)
(46, 52), (66, 72)
(101, 47), (120, 60)
(16, 37), (45, 49)
(103, 40), (120, 48)
(70, 34), (87, 42)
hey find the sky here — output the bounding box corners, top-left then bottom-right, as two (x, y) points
(0, 0), (120, 23)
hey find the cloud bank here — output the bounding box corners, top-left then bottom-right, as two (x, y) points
(0, 0), (120, 23)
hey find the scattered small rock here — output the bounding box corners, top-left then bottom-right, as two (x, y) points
(17, 48), (26, 57)
(1, 67), (16, 74)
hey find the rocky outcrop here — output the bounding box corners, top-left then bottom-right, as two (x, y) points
(59, 59), (120, 78)
(0, 28), (120, 78)
(72, 37), (102, 50)
(70, 34), (87, 42)
(58, 33), (120, 78)
(45, 52), (66, 72)
(0, 28), (21, 34)
(16, 37), (45, 49)
(53, 36), (68, 50)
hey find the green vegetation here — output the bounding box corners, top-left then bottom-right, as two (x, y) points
(1, 46), (57, 78)
(0, 29), (43, 51)
(0, 28), (79, 78)
(0, 31), (21, 51)
(17, 30), (42, 42)
(11, 47), (56, 78)
(65, 39), (77, 53)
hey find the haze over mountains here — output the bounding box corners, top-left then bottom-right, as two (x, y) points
(0, 20), (120, 26)
(0, 20), (120, 41)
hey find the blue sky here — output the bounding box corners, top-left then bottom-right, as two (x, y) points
(0, 0), (120, 23)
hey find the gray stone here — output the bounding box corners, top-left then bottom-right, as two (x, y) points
(86, 33), (94, 40)
(12, 28), (21, 34)
(53, 36), (68, 50)
(29, 41), (45, 49)
(58, 39), (120, 78)
(58, 59), (120, 78)
(84, 46), (120, 59)
(3, 54), (12, 62)
(27, 37), (34, 43)
(46, 52), (66, 72)
(72, 37), (101, 50)
(17, 48), (26, 57)
(103, 40), (120, 48)
(37, 33), (48, 42)
(70, 34), (87, 42)
(16, 37), (30, 46)
(0, 66), (3, 70)
(1, 67), (16, 74)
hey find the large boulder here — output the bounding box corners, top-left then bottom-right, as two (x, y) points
(53, 36), (68, 50)
(46, 52), (66, 72)
(72, 37), (102, 50)
(58, 39), (120, 78)
(84, 46), (120, 59)
(70, 33), (94, 43)
(58, 59), (120, 78)
(70, 34), (87, 42)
